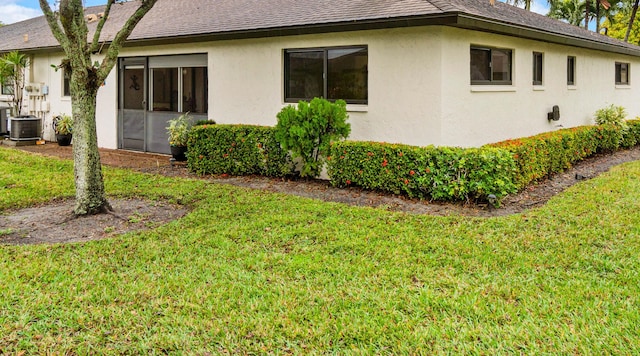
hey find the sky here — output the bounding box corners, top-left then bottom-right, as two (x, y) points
(1, 0), (551, 25)
(0, 0), (106, 24)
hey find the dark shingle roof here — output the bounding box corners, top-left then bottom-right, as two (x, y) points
(0, 0), (638, 55)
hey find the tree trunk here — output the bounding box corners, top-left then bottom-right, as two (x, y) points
(596, 1), (601, 33)
(585, 0), (590, 30)
(70, 69), (111, 215)
(626, 0), (640, 42)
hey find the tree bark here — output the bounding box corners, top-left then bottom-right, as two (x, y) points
(70, 69), (111, 215)
(626, 0), (640, 42)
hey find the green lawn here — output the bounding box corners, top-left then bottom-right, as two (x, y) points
(1, 146), (639, 353)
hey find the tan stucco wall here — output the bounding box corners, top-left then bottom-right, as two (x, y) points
(202, 27), (444, 146)
(19, 25), (640, 150)
(18, 52), (117, 148)
(440, 27), (640, 147)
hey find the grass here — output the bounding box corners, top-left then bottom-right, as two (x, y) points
(1, 146), (640, 353)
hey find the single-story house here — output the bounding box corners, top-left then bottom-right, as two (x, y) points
(1, 0), (639, 154)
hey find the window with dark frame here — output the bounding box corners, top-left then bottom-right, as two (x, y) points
(567, 56), (576, 85)
(284, 46), (368, 104)
(615, 62), (630, 85)
(532, 52), (543, 86)
(470, 46), (512, 85)
(63, 69), (71, 96)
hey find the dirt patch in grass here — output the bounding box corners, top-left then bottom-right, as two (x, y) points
(0, 198), (187, 245)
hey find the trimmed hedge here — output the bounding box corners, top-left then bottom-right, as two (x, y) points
(622, 119), (640, 148)
(186, 124), (293, 177)
(327, 141), (518, 202)
(489, 126), (596, 188)
(187, 121), (640, 203)
(488, 124), (632, 188)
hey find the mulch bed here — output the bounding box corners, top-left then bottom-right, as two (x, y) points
(10, 142), (640, 217)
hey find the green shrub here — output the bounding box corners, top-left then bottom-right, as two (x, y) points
(594, 104), (630, 147)
(594, 104), (627, 126)
(194, 119), (216, 127)
(489, 125), (623, 188)
(327, 141), (517, 202)
(166, 113), (193, 147)
(625, 119), (640, 147)
(187, 124), (293, 177)
(275, 98), (351, 178)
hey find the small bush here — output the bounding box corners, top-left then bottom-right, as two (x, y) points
(594, 104), (627, 126)
(594, 104), (630, 147)
(187, 124), (293, 177)
(275, 98), (351, 178)
(327, 141), (517, 202)
(166, 113), (193, 147)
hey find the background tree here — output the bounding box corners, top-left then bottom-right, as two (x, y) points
(604, 0), (640, 41)
(504, 0), (534, 10)
(0, 51), (29, 117)
(501, 0), (562, 11)
(625, 0), (640, 41)
(549, 0), (588, 25)
(39, 0), (158, 215)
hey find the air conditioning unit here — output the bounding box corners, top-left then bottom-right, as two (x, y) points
(9, 116), (41, 141)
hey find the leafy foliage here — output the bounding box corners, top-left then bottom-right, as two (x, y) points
(603, 8), (640, 44)
(623, 118), (640, 147)
(0, 51), (28, 116)
(595, 104), (627, 126)
(194, 119), (216, 127)
(275, 98), (351, 178)
(489, 124), (630, 188)
(187, 124), (293, 177)
(166, 112), (193, 147)
(53, 114), (73, 135)
(594, 104), (631, 147)
(327, 141), (517, 203)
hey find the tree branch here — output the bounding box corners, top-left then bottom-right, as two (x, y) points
(89, 0), (116, 54)
(38, 0), (70, 51)
(96, 0), (158, 83)
(59, 0), (92, 69)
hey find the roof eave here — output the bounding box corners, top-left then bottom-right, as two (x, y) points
(119, 14), (459, 48)
(455, 13), (640, 57)
(5, 12), (640, 57)
(118, 13), (640, 57)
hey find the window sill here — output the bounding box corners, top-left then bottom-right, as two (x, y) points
(282, 102), (368, 112)
(533, 85), (545, 91)
(346, 104), (368, 112)
(567, 85), (577, 90)
(470, 85), (516, 92)
(615, 84), (631, 89)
